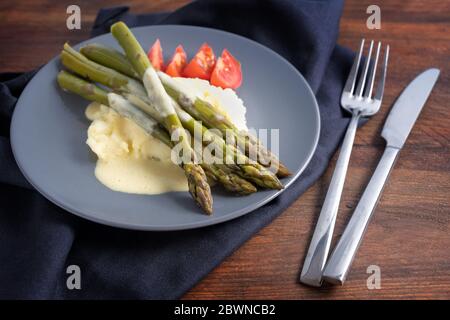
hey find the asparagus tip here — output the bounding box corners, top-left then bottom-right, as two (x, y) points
(185, 164), (213, 215)
(276, 164), (292, 178)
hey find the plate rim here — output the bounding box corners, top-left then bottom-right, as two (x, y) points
(10, 24), (321, 231)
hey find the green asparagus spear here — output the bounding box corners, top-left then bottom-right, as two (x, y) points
(57, 71), (255, 195)
(111, 21), (213, 214)
(79, 41), (290, 177)
(61, 43), (146, 97)
(110, 22), (151, 78)
(57, 70), (109, 106)
(80, 43), (140, 79)
(201, 163), (257, 195)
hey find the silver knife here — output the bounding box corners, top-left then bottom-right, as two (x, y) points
(322, 68), (440, 285)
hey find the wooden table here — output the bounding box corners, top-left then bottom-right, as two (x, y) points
(1, 0), (449, 299)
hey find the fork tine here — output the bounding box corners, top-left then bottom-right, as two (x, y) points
(344, 39), (365, 95)
(374, 45), (390, 101)
(356, 40), (374, 97)
(364, 41), (382, 99)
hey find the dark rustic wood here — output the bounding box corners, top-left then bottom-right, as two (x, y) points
(0, 0), (449, 299)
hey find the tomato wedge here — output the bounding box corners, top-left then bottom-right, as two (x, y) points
(183, 43), (216, 80)
(147, 39), (165, 71)
(210, 49), (242, 89)
(165, 45), (187, 77)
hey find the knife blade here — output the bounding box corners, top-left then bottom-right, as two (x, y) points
(382, 68), (440, 149)
(322, 68), (440, 285)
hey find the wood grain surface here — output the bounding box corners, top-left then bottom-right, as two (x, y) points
(0, 0), (448, 299)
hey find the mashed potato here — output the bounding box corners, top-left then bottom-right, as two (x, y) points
(85, 102), (188, 194)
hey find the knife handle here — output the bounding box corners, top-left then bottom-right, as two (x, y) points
(322, 146), (400, 285)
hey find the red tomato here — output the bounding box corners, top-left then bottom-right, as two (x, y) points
(210, 49), (242, 89)
(147, 39), (165, 71)
(183, 43), (216, 80)
(165, 45), (187, 77)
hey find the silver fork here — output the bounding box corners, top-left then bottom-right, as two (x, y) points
(300, 39), (389, 287)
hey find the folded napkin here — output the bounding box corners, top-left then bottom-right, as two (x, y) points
(0, 0), (354, 299)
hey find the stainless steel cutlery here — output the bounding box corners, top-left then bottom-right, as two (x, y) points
(300, 38), (440, 287)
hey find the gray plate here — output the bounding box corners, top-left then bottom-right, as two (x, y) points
(11, 25), (320, 231)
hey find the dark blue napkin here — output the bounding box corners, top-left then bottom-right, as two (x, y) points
(0, 0), (353, 299)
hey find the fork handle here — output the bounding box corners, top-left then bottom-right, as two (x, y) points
(300, 113), (360, 287)
(322, 146), (400, 285)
